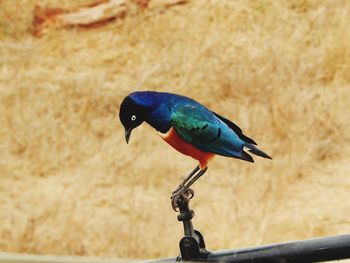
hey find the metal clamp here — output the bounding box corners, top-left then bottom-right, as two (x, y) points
(175, 196), (209, 261)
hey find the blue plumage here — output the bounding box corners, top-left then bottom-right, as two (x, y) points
(125, 91), (271, 162)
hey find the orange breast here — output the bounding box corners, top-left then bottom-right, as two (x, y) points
(160, 127), (214, 169)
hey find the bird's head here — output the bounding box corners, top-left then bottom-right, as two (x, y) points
(119, 95), (148, 144)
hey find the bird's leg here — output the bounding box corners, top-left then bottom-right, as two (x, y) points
(171, 166), (208, 211)
(182, 167), (208, 190)
(172, 165), (200, 194)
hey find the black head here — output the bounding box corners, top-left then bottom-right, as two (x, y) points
(119, 96), (147, 143)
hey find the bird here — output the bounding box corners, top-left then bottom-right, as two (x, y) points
(119, 91), (272, 210)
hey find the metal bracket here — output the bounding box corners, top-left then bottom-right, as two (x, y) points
(175, 196), (209, 261)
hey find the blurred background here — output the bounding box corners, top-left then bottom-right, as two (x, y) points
(0, 0), (349, 260)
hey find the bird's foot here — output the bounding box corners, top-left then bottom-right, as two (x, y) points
(171, 187), (194, 211)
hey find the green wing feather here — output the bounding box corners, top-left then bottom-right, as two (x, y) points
(170, 104), (271, 161)
(170, 104), (243, 157)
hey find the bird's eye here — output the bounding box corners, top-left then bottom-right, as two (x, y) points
(131, 115), (136, 121)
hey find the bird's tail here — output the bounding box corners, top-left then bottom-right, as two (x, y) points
(244, 143), (272, 160)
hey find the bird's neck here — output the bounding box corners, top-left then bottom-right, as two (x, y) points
(145, 104), (172, 133)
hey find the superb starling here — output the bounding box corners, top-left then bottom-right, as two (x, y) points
(119, 91), (271, 210)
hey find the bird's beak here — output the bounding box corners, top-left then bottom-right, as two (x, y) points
(125, 128), (132, 144)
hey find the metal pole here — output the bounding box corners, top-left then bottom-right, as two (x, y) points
(205, 234), (350, 262)
(150, 234), (350, 262)
(162, 189), (350, 262)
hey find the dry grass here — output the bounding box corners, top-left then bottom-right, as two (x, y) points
(0, 0), (350, 260)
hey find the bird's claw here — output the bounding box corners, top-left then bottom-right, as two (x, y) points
(186, 188), (194, 199)
(171, 188), (194, 211)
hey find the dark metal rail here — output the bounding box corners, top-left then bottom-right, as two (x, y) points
(202, 234), (350, 262)
(150, 195), (350, 262)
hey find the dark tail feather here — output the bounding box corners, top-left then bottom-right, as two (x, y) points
(245, 143), (272, 160)
(238, 150), (254, 163)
